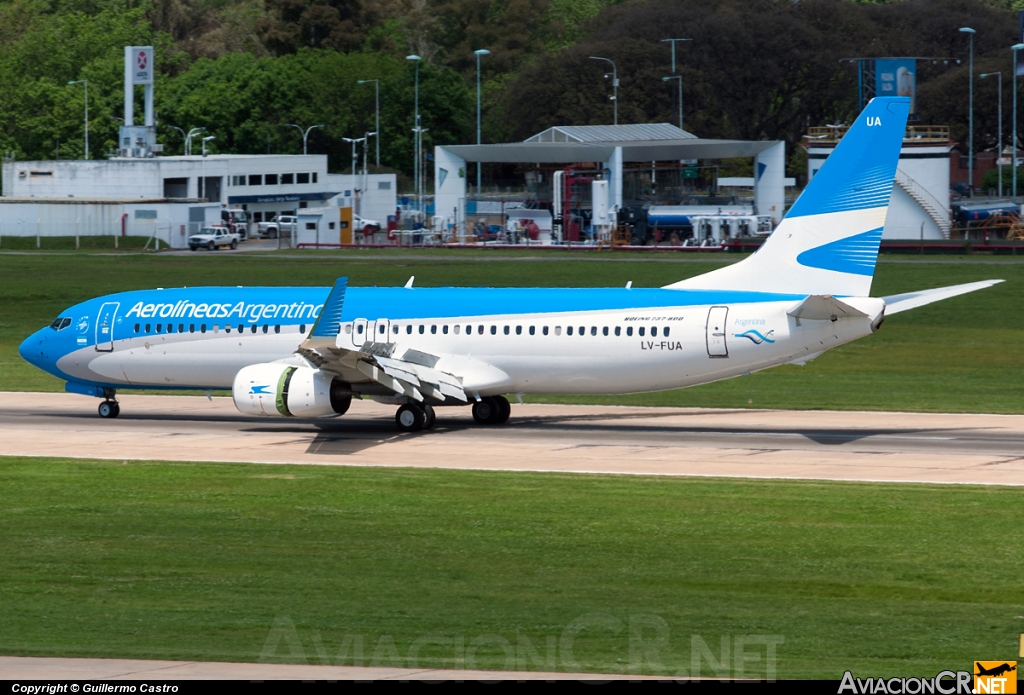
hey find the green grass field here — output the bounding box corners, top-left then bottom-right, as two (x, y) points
(1, 457), (1021, 677)
(1, 250), (1021, 412)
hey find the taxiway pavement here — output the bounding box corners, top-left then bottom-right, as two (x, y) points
(3, 392), (1023, 485)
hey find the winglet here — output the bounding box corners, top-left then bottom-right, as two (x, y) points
(310, 276), (347, 338)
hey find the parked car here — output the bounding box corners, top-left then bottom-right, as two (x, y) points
(257, 215), (297, 239)
(189, 226), (239, 251)
(354, 214), (381, 233)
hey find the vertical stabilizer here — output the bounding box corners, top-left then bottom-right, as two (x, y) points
(665, 97), (911, 296)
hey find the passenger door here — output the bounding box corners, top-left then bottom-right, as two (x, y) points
(368, 319), (391, 343)
(95, 302), (119, 352)
(350, 318), (368, 348)
(706, 306), (729, 358)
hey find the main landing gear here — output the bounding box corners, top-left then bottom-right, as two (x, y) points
(393, 395), (512, 432)
(472, 395), (511, 426)
(395, 403), (436, 432)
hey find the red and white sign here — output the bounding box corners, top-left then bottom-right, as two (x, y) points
(129, 46), (153, 85)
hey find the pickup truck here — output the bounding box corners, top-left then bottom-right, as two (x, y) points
(257, 215), (297, 239)
(354, 214), (381, 234)
(189, 226), (240, 251)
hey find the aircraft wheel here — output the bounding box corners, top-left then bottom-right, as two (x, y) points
(98, 401), (119, 419)
(492, 395), (511, 424)
(422, 404), (436, 430)
(472, 397), (500, 425)
(396, 403), (425, 432)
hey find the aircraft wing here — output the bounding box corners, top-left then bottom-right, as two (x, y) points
(882, 280), (1003, 315)
(297, 276), (469, 403)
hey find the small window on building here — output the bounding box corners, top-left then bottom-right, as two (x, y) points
(306, 222), (317, 230)
(282, 173), (294, 184)
(329, 222), (335, 230)
(297, 173), (310, 184)
(249, 174), (262, 186)
(265, 174), (278, 185)
(253, 212), (263, 223)
(312, 173), (318, 183)
(378, 181), (391, 190)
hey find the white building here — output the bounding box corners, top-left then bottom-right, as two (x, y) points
(806, 125), (951, 240)
(2, 155), (396, 237)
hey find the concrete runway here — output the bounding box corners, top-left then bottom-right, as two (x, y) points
(3, 392), (1024, 485)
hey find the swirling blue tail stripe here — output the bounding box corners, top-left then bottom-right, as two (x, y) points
(796, 227), (884, 276)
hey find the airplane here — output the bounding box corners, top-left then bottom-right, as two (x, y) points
(19, 96), (1001, 432)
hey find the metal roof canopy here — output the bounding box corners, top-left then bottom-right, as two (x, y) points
(525, 123), (698, 143)
(444, 139), (778, 164)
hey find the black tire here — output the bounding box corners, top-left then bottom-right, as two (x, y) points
(111, 403), (121, 418)
(207, 241), (215, 251)
(472, 397), (499, 425)
(395, 403), (425, 432)
(422, 404), (436, 430)
(230, 239), (238, 249)
(189, 245), (197, 251)
(98, 401), (118, 419)
(493, 395), (511, 424)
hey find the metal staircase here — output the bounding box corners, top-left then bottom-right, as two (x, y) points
(895, 168), (951, 239)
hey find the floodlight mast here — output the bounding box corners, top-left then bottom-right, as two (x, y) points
(589, 56), (618, 125)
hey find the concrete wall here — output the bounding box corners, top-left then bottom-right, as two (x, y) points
(323, 173), (397, 224)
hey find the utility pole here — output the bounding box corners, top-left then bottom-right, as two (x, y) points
(981, 72), (1003, 196)
(357, 79), (381, 167)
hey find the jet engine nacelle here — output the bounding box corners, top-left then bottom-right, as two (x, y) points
(233, 363), (352, 418)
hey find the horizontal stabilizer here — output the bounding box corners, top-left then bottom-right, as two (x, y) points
(788, 295), (868, 321)
(883, 280), (1003, 315)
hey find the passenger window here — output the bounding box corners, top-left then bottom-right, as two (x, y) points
(357, 325), (363, 335)
(455, 325), (461, 335)
(566, 326), (572, 336)
(516, 326), (522, 335)
(529, 326), (534, 335)
(156, 324), (162, 332)
(602, 326), (608, 336)
(225, 326), (231, 333)
(262, 325), (268, 334)
(179, 324), (184, 333)
(213, 325), (218, 333)
(591, 327), (597, 336)
(443, 325), (449, 334)
(579, 326), (584, 336)
(431, 325), (437, 334)
(503, 326), (509, 335)
(238, 324), (244, 333)
(300, 324), (306, 333)
(639, 327), (645, 337)
(275, 325), (280, 334)
(190, 324), (196, 333)
(134, 324), (140, 333)
(145, 324), (151, 333)
(555, 326), (562, 336)
(615, 326), (621, 336)
(664, 327), (670, 337)
(626, 327), (633, 336)
(201, 324), (207, 333)
(419, 325), (425, 334)
(543, 326), (549, 336)
(651, 326), (658, 337)
(479, 325), (485, 335)
(406, 325), (412, 335)
(393, 325), (399, 334)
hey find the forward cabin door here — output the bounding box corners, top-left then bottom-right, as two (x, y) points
(95, 302), (119, 352)
(368, 319), (391, 343)
(350, 319), (368, 348)
(706, 306), (729, 358)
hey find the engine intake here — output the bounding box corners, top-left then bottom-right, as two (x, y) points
(233, 364), (352, 418)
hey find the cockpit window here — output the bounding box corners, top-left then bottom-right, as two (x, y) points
(50, 317), (71, 331)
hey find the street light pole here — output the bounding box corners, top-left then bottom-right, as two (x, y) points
(662, 75), (683, 130)
(185, 127), (206, 157)
(981, 72), (1003, 196)
(357, 79), (381, 167)
(67, 80), (88, 160)
(287, 123), (324, 155)
(342, 137), (365, 176)
(406, 55), (422, 215)
(589, 56), (618, 125)
(660, 38), (692, 74)
(961, 27), (976, 194)
(474, 49), (490, 193)
(200, 135), (215, 200)
(166, 125), (185, 155)
(1013, 44), (1024, 200)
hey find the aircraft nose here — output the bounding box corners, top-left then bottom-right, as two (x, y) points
(19, 330), (45, 368)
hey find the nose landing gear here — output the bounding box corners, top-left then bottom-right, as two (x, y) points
(98, 400), (120, 418)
